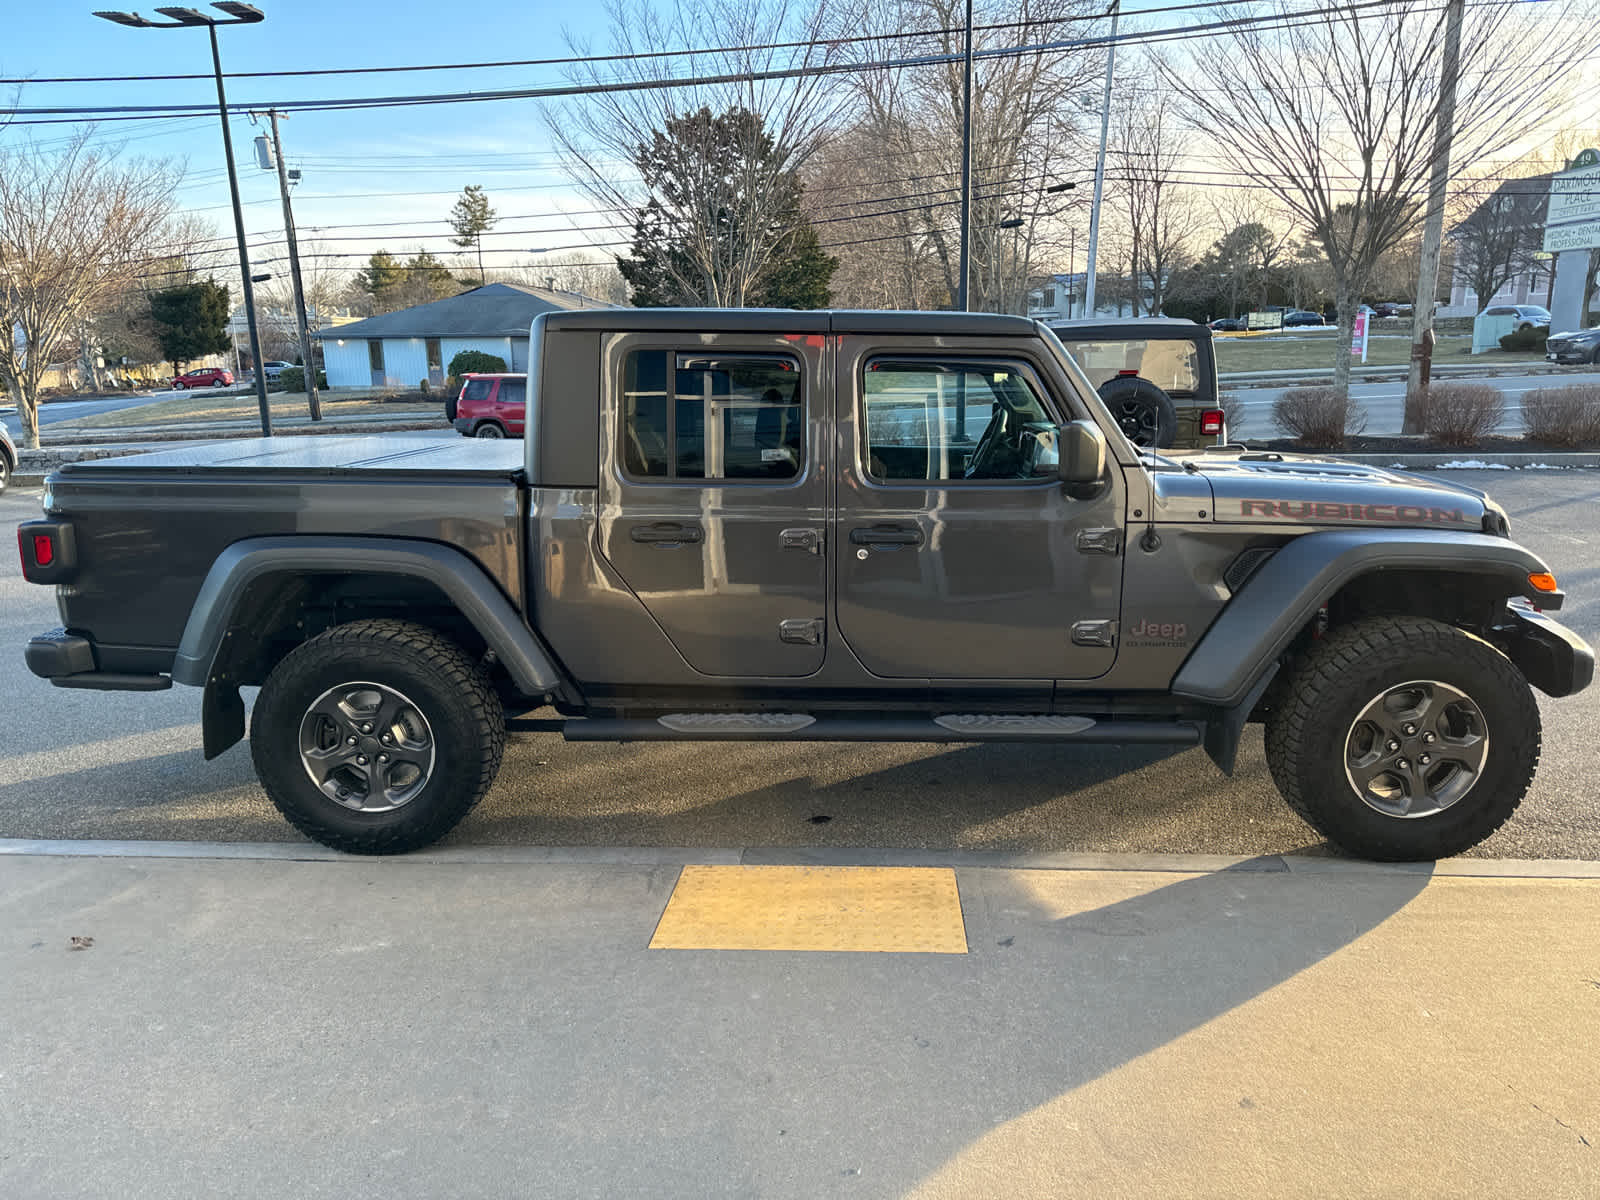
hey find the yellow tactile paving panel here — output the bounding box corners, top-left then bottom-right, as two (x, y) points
(649, 865), (968, 954)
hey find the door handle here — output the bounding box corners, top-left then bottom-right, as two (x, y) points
(630, 522), (704, 545)
(850, 525), (924, 547)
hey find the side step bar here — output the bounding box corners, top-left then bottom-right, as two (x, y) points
(562, 713), (1203, 745)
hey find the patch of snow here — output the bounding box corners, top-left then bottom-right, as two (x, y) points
(1520, 462), (1567, 470)
(1436, 460), (1511, 470)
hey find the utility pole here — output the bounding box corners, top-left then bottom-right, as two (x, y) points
(956, 0), (974, 311)
(1404, 0), (1465, 432)
(1084, 0), (1119, 319)
(262, 110), (320, 419)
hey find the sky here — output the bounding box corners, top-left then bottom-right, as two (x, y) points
(2, 0), (1596, 295)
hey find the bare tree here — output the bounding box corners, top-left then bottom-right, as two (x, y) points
(1108, 80), (1194, 315)
(506, 254), (629, 306)
(1162, 0), (1597, 396)
(0, 130), (181, 447)
(548, 0), (847, 306)
(826, 0), (1101, 312)
(1447, 177), (1547, 312)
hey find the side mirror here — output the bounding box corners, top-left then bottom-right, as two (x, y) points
(1058, 419), (1107, 494)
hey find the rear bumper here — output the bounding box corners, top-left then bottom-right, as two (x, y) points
(452, 418), (474, 435)
(25, 627), (171, 691)
(1500, 602), (1594, 698)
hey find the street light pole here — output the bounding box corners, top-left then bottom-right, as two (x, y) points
(1084, 0), (1119, 319)
(93, 3), (273, 437)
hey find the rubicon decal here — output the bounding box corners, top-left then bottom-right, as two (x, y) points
(1239, 499), (1470, 526)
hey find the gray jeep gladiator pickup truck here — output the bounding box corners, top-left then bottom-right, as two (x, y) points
(20, 309), (1594, 860)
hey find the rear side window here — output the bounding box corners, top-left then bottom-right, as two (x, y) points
(621, 350), (803, 481)
(497, 380), (526, 407)
(462, 378), (493, 401)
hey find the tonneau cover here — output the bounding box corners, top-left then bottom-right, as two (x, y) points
(59, 434), (523, 476)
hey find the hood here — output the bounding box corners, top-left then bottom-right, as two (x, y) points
(1150, 449), (1492, 532)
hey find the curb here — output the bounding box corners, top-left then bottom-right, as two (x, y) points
(4, 837), (1600, 879)
(1220, 364), (1598, 386)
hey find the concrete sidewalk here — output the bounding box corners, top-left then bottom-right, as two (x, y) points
(3, 844), (1597, 1198)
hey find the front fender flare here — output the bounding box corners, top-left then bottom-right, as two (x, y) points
(1172, 529), (1555, 708)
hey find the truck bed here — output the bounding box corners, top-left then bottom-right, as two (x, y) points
(45, 435), (528, 671)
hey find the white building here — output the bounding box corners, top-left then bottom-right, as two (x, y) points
(313, 282), (614, 389)
(1026, 272), (1153, 322)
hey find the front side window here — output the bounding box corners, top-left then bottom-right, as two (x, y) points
(621, 350), (803, 481)
(862, 358), (1059, 483)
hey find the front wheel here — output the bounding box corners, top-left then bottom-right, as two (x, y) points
(1264, 616), (1539, 861)
(173, 381), (188, 390)
(250, 619), (506, 854)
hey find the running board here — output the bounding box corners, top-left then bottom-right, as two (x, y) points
(561, 714), (1203, 744)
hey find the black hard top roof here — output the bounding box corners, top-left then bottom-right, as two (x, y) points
(542, 308), (1038, 337)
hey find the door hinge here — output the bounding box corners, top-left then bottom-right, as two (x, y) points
(779, 618), (824, 646)
(1075, 527), (1121, 555)
(1071, 619), (1117, 647)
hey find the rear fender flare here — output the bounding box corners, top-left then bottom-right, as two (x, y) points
(173, 536), (569, 757)
(1172, 529), (1556, 708)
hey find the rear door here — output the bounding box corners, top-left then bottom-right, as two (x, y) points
(831, 336), (1124, 681)
(595, 332), (828, 677)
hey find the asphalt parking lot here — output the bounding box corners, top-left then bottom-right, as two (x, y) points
(4, 468), (1597, 861)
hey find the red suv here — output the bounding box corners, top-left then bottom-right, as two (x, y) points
(171, 367), (234, 389)
(448, 373), (525, 438)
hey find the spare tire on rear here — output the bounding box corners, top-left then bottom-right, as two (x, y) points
(1097, 375), (1178, 448)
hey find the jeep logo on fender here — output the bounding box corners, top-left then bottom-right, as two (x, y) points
(1127, 618), (1190, 647)
(1240, 499), (1468, 526)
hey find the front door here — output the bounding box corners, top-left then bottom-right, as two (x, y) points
(832, 339), (1124, 681)
(595, 332), (828, 677)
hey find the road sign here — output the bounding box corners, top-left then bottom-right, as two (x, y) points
(1351, 310), (1370, 363)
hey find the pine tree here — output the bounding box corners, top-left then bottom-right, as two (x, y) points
(448, 185), (497, 286)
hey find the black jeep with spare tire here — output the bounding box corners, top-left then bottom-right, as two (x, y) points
(19, 308), (1593, 861)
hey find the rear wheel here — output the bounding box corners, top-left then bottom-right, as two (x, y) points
(250, 619), (505, 854)
(1265, 616), (1539, 861)
(0, 451), (11, 495)
(473, 421), (506, 439)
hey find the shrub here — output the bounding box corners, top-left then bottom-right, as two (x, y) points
(1498, 326), (1548, 352)
(1218, 393), (1246, 439)
(1520, 384), (1600, 447)
(277, 366), (327, 393)
(1271, 386), (1367, 448)
(1420, 383), (1504, 446)
(446, 349), (507, 377)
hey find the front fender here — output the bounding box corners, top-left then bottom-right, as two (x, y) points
(1171, 529), (1557, 707)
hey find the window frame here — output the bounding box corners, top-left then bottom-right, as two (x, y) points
(857, 353), (1067, 488)
(616, 346), (808, 487)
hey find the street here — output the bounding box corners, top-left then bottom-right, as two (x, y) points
(1, 392), (173, 440)
(1225, 370), (1597, 439)
(4, 469), (1597, 861)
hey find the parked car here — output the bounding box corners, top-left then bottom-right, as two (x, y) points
(449, 372), (527, 438)
(1049, 317), (1227, 449)
(260, 361), (292, 382)
(1545, 327), (1600, 365)
(0, 421), (15, 495)
(1282, 310), (1326, 327)
(1481, 304), (1551, 333)
(20, 307), (1594, 862)
(1373, 302), (1404, 319)
(171, 367), (234, 390)
(1209, 317), (1248, 332)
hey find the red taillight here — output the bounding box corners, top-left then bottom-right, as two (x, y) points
(33, 534), (54, 567)
(1116, 368), (1140, 377)
(1200, 408), (1226, 436)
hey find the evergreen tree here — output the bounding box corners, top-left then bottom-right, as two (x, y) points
(148, 280), (232, 368)
(448, 185), (497, 286)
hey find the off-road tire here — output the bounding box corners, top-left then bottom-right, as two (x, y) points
(1096, 375), (1179, 448)
(251, 619), (505, 854)
(0, 449), (11, 495)
(1264, 616), (1540, 861)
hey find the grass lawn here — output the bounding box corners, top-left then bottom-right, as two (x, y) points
(1214, 330), (1545, 374)
(65, 388), (441, 431)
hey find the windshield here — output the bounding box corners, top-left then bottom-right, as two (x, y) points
(1035, 324), (1140, 463)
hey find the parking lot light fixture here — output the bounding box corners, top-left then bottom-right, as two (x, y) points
(92, 2), (273, 435)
